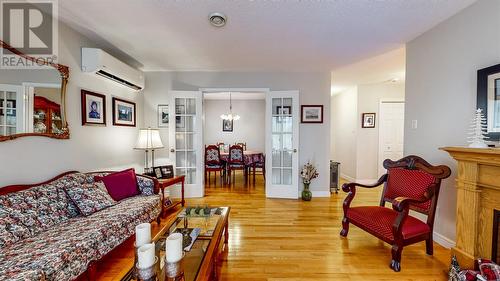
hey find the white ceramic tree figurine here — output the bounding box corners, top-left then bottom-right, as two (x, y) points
(468, 108), (488, 148)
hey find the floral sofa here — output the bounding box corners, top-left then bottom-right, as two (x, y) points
(0, 171), (161, 281)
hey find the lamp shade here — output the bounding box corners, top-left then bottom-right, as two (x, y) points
(135, 128), (164, 150)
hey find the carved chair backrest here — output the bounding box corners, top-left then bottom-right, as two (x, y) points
(205, 145), (221, 165)
(229, 145), (245, 165)
(235, 142), (247, 151)
(380, 155), (451, 225)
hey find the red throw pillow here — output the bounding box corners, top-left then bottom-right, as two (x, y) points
(94, 168), (139, 201)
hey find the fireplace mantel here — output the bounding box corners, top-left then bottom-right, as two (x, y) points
(441, 146), (500, 268)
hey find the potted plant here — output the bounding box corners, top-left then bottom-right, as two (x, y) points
(300, 162), (319, 201)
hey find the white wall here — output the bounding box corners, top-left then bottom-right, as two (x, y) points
(331, 82), (405, 181)
(204, 99), (265, 151)
(0, 21), (143, 186)
(405, 0), (500, 244)
(143, 71), (331, 195)
(356, 83), (405, 180)
(331, 87), (358, 180)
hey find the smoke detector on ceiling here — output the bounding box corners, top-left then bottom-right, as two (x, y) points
(209, 12), (227, 27)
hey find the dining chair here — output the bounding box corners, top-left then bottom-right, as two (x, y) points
(227, 144), (246, 184)
(205, 145), (225, 186)
(235, 142), (247, 151)
(251, 153), (265, 183)
(216, 142), (225, 152)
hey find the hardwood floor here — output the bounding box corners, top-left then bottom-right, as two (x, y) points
(193, 175), (450, 281)
(95, 174), (451, 280)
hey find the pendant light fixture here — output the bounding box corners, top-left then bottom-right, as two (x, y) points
(220, 92), (240, 121)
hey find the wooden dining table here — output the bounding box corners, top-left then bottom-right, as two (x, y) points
(220, 150), (265, 183)
(220, 150), (264, 165)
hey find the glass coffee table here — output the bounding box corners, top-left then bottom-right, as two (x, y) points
(122, 206), (230, 281)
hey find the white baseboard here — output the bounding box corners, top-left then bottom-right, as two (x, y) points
(355, 179), (378, 185)
(340, 173), (356, 182)
(433, 231), (455, 249)
(311, 190), (331, 197)
(339, 174), (378, 185)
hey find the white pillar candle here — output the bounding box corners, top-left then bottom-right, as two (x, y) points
(166, 233), (183, 262)
(137, 243), (156, 268)
(135, 223), (151, 247)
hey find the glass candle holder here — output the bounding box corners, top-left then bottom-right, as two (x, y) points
(133, 242), (140, 279)
(136, 256), (159, 281)
(165, 253), (185, 279)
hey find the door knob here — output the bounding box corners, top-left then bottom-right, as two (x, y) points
(170, 148), (175, 152)
(293, 149), (297, 153)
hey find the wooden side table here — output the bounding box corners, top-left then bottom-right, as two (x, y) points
(158, 175), (185, 217)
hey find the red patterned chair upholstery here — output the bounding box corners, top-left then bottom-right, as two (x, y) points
(340, 155), (451, 272)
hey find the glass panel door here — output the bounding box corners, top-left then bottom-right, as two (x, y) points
(0, 84), (22, 136)
(169, 91), (203, 197)
(266, 91), (299, 198)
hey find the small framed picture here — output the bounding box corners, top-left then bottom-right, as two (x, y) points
(153, 165), (174, 179)
(222, 119), (233, 132)
(362, 113), (376, 128)
(112, 97), (136, 127)
(154, 167), (163, 179)
(81, 90), (106, 126)
(301, 105), (323, 123)
(158, 104), (169, 128)
(276, 106), (291, 115)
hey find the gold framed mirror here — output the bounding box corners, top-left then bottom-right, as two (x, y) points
(0, 40), (69, 142)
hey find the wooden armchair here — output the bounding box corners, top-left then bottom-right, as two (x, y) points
(340, 155), (451, 272)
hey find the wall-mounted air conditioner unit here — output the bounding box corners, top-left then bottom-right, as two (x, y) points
(81, 48), (144, 91)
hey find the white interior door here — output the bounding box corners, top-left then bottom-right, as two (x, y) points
(266, 91), (300, 199)
(378, 101), (405, 176)
(169, 91), (204, 197)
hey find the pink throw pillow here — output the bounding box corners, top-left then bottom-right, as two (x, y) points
(94, 168), (139, 201)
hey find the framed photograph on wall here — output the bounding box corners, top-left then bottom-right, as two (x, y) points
(158, 104), (169, 128)
(112, 97), (136, 127)
(362, 113), (376, 128)
(477, 63), (500, 140)
(81, 90), (106, 126)
(222, 119), (233, 132)
(301, 105), (323, 123)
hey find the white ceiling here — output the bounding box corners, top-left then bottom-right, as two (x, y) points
(204, 92), (265, 100)
(332, 47), (406, 94)
(58, 0), (476, 72)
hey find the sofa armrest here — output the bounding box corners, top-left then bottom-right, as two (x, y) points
(136, 174), (160, 195)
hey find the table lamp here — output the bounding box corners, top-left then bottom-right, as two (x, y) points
(135, 128), (164, 173)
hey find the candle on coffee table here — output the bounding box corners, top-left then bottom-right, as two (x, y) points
(135, 223), (151, 247)
(166, 233), (183, 262)
(137, 243), (156, 268)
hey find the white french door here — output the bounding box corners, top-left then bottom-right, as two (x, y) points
(169, 91), (204, 197)
(265, 91), (300, 199)
(0, 84), (23, 136)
